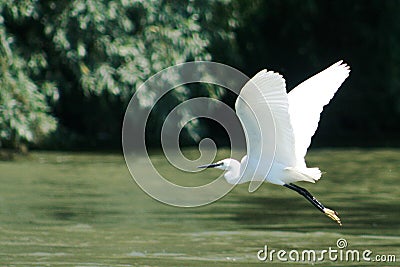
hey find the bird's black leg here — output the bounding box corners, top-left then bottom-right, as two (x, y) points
(284, 183), (342, 225)
(284, 183), (325, 212)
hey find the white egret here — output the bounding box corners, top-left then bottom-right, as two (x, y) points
(199, 61), (350, 225)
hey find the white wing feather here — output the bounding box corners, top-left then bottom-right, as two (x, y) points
(235, 61), (350, 186)
(235, 70), (296, 181)
(288, 61), (350, 168)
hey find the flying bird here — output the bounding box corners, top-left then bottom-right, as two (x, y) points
(199, 61), (350, 225)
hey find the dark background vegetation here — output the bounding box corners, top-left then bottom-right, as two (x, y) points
(1, 0), (400, 152)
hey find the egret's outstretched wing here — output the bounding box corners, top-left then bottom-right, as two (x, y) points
(288, 61), (350, 167)
(235, 70), (296, 189)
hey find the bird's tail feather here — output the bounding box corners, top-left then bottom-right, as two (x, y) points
(285, 167), (322, 183)
(300, 167), (322, 182)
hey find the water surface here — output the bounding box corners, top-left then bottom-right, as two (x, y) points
(0, 149), (399, 266)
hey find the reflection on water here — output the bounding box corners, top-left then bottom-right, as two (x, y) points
(0, 150), (399, 266)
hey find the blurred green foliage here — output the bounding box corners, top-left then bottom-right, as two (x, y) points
(1, 0), (400, 150)
(0, 0), (235, 149)
(0, 7), (57, 149)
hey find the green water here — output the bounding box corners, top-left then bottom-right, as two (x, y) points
(0, 149), (399, 266)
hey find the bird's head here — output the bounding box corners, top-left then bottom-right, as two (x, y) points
(198, 158), (242, 184)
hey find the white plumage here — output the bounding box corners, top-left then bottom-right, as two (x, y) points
(212, 61), (350, 186)
(198, 61), (350, 225)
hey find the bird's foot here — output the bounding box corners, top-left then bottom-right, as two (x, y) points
(323, 208), (342, 226)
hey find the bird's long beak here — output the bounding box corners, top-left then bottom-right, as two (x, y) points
(197, 162), (223, 169)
